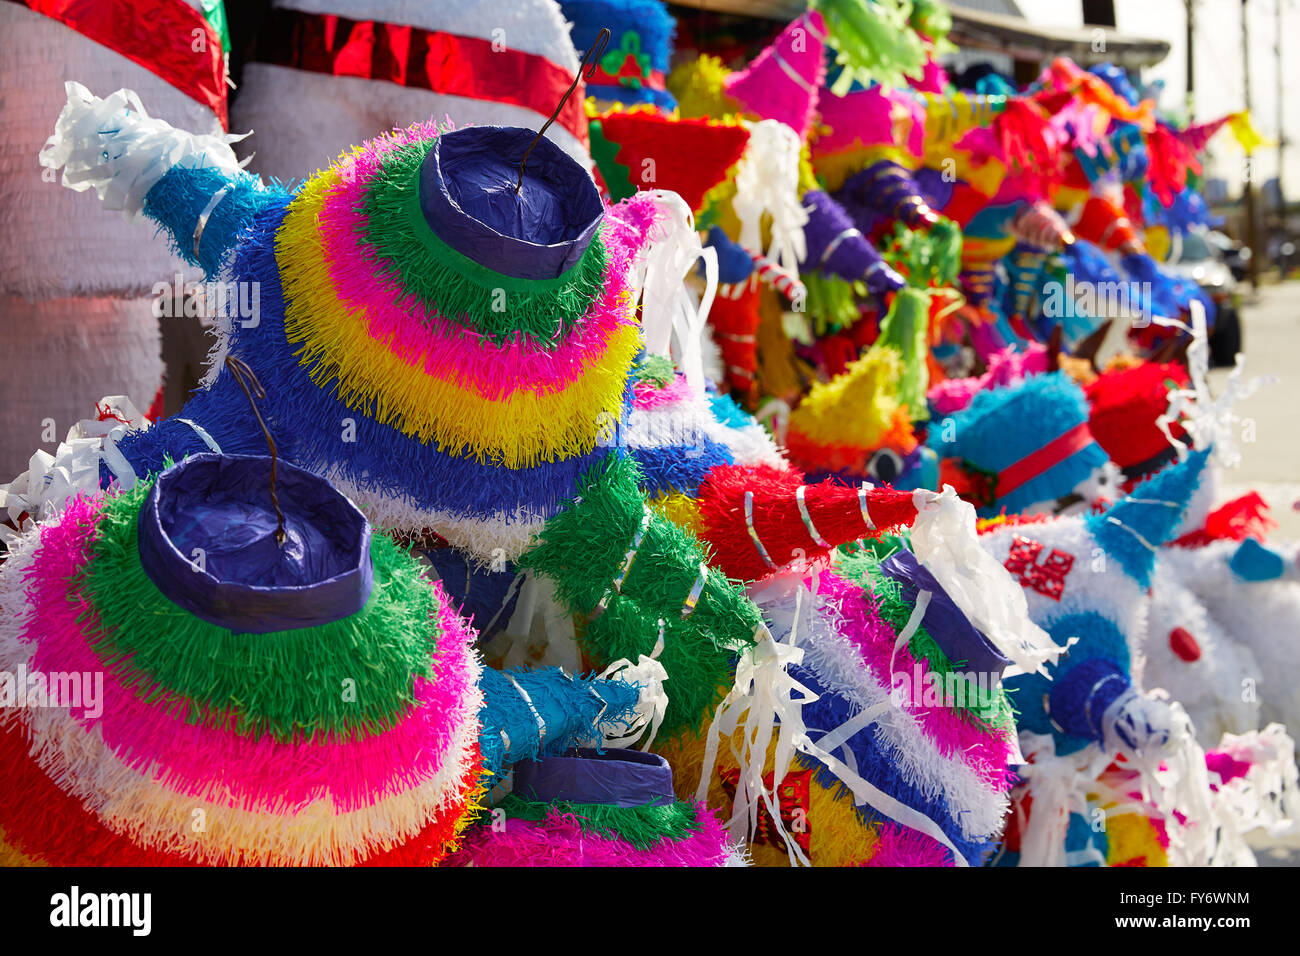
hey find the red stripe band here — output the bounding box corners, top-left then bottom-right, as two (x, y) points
(254, 8), (590, 149)
(997, 422), (1094, 498)
(12, 0), (227, 129)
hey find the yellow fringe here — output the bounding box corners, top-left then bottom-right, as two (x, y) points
(275, 169), (639, 468)
(648, 491), (703, 537)
(0, 827), (44, 867)
(655, 729), (881, 867)
(788, 346), (906, 449)
(666, 55), (737, 120)
(1104, 810), (1170, 867)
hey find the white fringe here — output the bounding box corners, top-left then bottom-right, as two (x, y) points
(750, 575), (1010, 841)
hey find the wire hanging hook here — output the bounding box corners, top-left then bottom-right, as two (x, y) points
(225, 354), (287, 546)
(514, 27), (611, 194)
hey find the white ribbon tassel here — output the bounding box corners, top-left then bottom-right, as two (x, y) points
(595, 630), (671, 753)
(909, 486), (1066, 677)
(0, 395), (149, 547)
(40, 82), (250, 220)
(731, 120), (808, 274)
(1014, 732), (1114, 867)
(631, 190), (718, 395)
(1157, 299), (1273, 469)
(699, 581), (973, 866)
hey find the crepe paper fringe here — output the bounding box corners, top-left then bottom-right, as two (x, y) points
(0, 715), (484, 867)
(815, 0), (926, 95)
(355, 139), (608, 344)
(632, 443), (734, 498)
(836, 551), (1018, 735)
(753, 575), (1012, 841)
(1085, 448), (1209, 589)
(1, 512), (484, 865)
(875, 288), (932, 423)
(115, 200), (613, 527)
(795, 743), (997, 867)
(5, 517), (483, 813)
(930, 371), (1110, 515)
(706, 393), (788, 470)
(625, 394), (737, 497)
(446, 799), (732, 867)
(667, 54), (737, 121)
(649, 491), (704, 537)
(927, 343), (1048, 416)
(76, 483), (438, 742)
(0, 722), (196, 867)
(860, 822), (955, 867)
(316, 131), (653, 402)
(8, 673), (482, 866)
(786, 346), (918, 454)
(520, 453), (763, 737)
(812, 573), (1017, 789)
(143, 164), (285, 277)
(492, 792), (701, 850)
(477, 666), (641, 786)
(633, 370), (694, 409)
(653, 725), (883, 866)
(695, 464), (921, 582)
(279, 167), (640, 467)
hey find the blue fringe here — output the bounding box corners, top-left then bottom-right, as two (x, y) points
(112, 199), (615, 519)
(631, 438), (733, 497)
(1005, 611), (1131, 756)
(478, 666), (641, 786)
(928, 372), (1107, 514)
(791, 661), (997, 866)
(142, 165), (287, 278)
(1086, 448), (1208, 587)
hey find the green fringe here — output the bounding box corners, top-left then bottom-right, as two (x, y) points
(496, 793), (701, 850)
(78, 479), (439, 742)
(634, 353), (678, 388)
(815, 0), (927, 95)
(836, 549), (1016, 733)
(804, 273), (868, 336)
(358, 140), (609, 345)
(519, 453), (763, 738)
(875, 289), (931, 422)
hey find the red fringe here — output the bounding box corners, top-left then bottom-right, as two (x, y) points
(696, 464), (920, 582)
(1171, 492), (1276, 549)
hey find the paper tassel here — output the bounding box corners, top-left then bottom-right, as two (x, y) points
(732, 119), (808, 274)
(909, 486), (1065, 677)
(629, 190), (717, 394)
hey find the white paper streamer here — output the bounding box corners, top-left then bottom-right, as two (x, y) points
(909, 486), (1066, 676)
(631, 190), (718, 395)
(731, 120), (808, 274)
(40, 82), (250, 221)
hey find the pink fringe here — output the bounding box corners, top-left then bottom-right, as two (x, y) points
(819, 573), (1018, 791)
(315, 130), (658, 402)
(21, 496), (481, 813)
(861, 822), (954, 866)
(927, 344), (1048, 415)
(445, 802), (731, 867)
(632, 373), (693, 410)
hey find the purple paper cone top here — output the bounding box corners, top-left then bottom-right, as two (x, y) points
(138, 454), (374, 634)
(880, 548), (1011, 682)
(512, 748), (677, 808)
(801, 190), (901, 290)
(419, 126), (604, 280)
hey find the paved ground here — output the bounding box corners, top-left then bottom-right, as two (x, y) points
(1208, 281), (1300, 540)
(1207, 282), (1300, 867)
